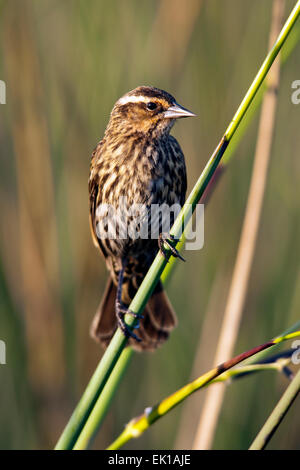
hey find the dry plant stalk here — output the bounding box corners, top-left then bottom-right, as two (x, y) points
(192, 0), (286, 450)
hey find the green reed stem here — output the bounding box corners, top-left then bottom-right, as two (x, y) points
(55, 0), (300, 450)
(249, 367), (300, 450)
(107, 331), (300, 450)
(242, 320), (300, 366)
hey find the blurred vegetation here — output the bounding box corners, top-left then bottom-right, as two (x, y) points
(0, 0), (299, 450)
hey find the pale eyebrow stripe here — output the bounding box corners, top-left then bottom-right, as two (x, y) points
(117, 95), (152, 106)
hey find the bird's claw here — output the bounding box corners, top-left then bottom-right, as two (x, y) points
(158, 233), (185, 262)
(116, 301), (143, 342)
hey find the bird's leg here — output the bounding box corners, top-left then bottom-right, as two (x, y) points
(115, 260), (143, 342)
(158, 233), (186, 262)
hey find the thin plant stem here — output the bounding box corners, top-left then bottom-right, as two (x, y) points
(55, 0), (300, 450)
(192, 0), (285, 450)
(249, 367), (300, 450)
(162, 9), (300, 283)
(76, 14), (300, 446)
(72, 347), (133, 450)
(242, 319), (300, 366)
(106, 331), (300, 450)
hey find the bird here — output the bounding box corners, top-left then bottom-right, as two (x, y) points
(89, 86), (195, 351)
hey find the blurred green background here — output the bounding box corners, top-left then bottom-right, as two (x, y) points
(0, 0), (300, 450)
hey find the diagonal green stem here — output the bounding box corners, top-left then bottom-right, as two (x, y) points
(107, 331), (300, 450)
(242, 320), (300, 366)
(249, 367), (300, 450)
(55, 0), (300, 450)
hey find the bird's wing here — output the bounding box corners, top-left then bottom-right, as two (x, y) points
(169, 135), (187, 206)
(88, 140), (108, 257)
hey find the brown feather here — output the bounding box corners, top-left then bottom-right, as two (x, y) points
(90, 277), (177, 352)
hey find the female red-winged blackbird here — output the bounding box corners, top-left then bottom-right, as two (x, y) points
(89, 86), (195, 351)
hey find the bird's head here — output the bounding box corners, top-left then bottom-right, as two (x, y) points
(106, 86), (196, 139)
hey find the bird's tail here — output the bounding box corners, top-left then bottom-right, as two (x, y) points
(90, 277), (177, 351)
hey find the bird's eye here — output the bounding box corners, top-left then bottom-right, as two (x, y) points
(146, 102), (157, 111)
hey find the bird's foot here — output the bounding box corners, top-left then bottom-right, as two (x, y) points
(116, 301), (143, 342)
(158, 233), (185, 262)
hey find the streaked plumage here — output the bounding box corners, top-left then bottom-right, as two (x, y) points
(89, 86), (195, 351)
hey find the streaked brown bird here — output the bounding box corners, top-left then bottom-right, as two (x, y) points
(89, 86), (195, 351)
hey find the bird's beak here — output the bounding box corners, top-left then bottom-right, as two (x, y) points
(164, 102), (196, 119)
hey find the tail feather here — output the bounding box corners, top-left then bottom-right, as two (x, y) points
(90, 278), (117, 342)
(90, 277), (177, 351)
(146, 286), (177, 332)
